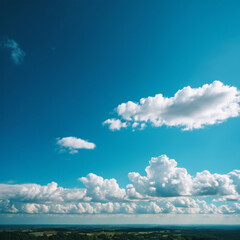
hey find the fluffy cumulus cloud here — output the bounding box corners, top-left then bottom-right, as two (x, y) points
(0, 182), (87, 203)
(79, 173), (126, 202)
(104, 81), (240, 131)
(128, 155), (240, 198)
(128, 155), (192, 198)
(0, 37), (26, 64)
(57, 136), (95, 153)
(1, 155), (240, 215)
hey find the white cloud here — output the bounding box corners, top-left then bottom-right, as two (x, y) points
(79, 173), (126, 202)
(103, 118), (127, 131)
(0, 37), (26, 64)
(128, 155), (240, 198)
(104, 81), (240, 131)
(0, 200), (18, 213)
(219, 203), (240, 214)
(1, 197), (239, 215)
(57, 136), (95, 153)
(0, 155), (240, 215)
(192, 171), (236, 196)
(128, 155), (192, 197)
(0, 182), (86, 203)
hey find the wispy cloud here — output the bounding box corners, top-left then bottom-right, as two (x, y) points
(0, 155), (239, 215)
(104, 81), (240, 131)
(0, 37), (26, 64)
(57, 136), (96, 154)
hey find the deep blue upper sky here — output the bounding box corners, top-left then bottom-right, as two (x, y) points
(1, 0), (240, 190)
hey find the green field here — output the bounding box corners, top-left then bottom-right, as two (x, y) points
(0, 226), (240, 240)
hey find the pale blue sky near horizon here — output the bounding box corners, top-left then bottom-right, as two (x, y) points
(1, 0), (240, 224)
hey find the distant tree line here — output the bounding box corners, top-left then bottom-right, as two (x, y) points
(0, 230), (234, 240)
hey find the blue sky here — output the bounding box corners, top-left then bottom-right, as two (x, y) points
(1, 0), (240, 224)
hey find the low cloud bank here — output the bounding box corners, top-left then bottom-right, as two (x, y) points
(1, 155), (239, 215)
